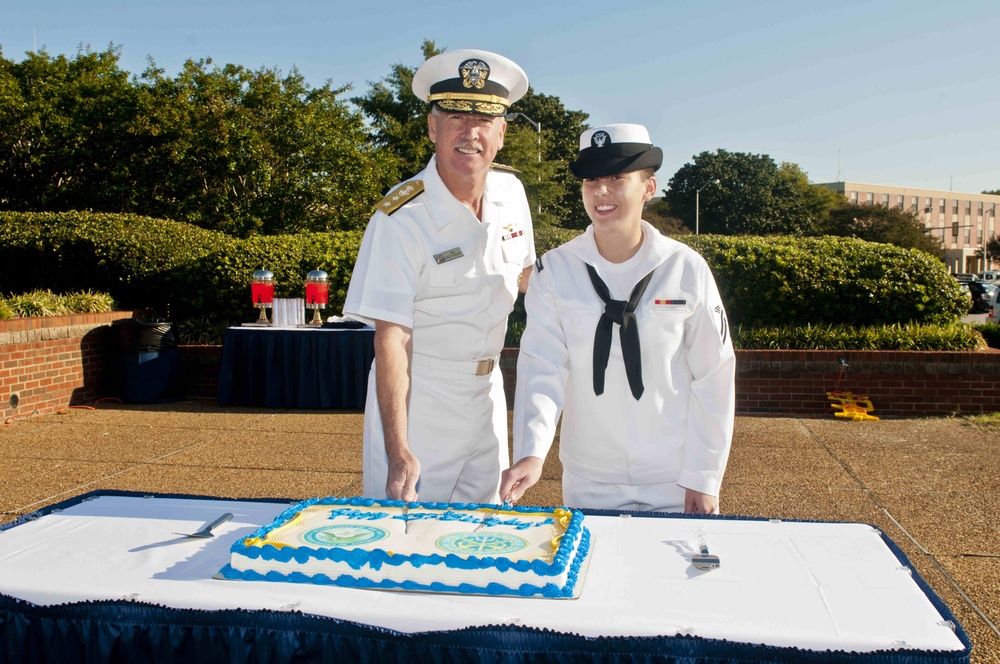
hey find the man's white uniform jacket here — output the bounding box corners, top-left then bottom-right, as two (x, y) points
(343, 156), (535, 502)
(513, 221), (735, 497)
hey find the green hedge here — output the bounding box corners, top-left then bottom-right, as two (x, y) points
(0, 213), (968, 337)
(734, 322), (986, 351)
(0, 211), (362, 325)
(681, 235), (967, 326)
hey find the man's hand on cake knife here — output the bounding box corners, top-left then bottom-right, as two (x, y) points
(386, 448), (420, 502)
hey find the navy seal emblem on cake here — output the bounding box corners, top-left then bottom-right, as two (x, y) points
(436, 532), (528, 554)
(302, 525), (388, 547)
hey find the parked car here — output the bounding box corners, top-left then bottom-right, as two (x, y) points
(977, 271), (1000, 282)
(967, 280), (991, 314)
(988, 287), (1000, 324)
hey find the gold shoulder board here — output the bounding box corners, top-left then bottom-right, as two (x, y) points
(490, 163), (522, 175)
(375, 181), (425, 216)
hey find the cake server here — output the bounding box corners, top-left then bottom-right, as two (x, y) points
(176, 512), (233, 539)
(692, 544), (721, 570)
(691, 529), (720, 570)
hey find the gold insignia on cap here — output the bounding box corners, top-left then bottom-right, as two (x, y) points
(460, 59), (490, 89)
(375, 180), (425, 216)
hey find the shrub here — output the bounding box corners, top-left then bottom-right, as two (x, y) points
(681, 235), (967, 327)
(0, 212), (971, 347)
(0, 289), (116, 319)
(0, 211), (362, 327)
(972, 323), (1000, 349)
(733, 323), (987, 351)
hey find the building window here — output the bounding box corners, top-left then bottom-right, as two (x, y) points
(966, 200), (973, 214)
(895, 195), (904, 210)
(881, 193), (890, 207)
(939, 198), (946, 213)
(850, 191), (858, 204)
(911, 196), (918, 212)
(867, 193), (875, 205)
(925, 197), (932, 213)
(952, 200), (959, 214)
(979, 201), (985, 215)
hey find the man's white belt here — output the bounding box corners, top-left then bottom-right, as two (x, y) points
(411, 353), (497, 376)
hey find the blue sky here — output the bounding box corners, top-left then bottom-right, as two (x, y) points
(3, 0), (999, 194)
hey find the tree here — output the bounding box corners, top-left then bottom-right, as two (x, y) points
(642, 198), (690, 236)
(498, 88), (589, 229)
(350, 40), (442, 183)
(135, 58), (397, 234)
(0, 45), (142, 212)
(820, 201), (942, 256)
(983, 189), (1000, 196)
(982, 236), (1000, 265)
(664, 149), (826, 235)
(352, 42), (590, 230)
(777, 162), (843, 234)
(0, 46), (397, 235)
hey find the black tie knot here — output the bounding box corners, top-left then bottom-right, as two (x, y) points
(602, 299), (628, 326)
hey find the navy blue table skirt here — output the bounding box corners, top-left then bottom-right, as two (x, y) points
(216, 327), (375, 409)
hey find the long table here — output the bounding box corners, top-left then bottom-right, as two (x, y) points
(216, 326), (375, 409)
(0, 491), (970, 663)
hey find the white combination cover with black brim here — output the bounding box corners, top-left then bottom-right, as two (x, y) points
(513, 221), (736, 496)
(219, 497), (591, 599)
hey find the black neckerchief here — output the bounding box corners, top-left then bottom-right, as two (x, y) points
(585, 264), (654, 400)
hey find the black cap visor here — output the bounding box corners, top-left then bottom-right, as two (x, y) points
(569, 146), (663, 180)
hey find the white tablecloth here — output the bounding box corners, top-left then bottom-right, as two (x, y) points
(0, 495), (964, 654)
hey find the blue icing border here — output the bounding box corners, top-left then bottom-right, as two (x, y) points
(219, 525), (591, 598)
(227, 497), (589, 597)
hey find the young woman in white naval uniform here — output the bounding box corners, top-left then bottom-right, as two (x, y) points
(500, 124), (735, 513)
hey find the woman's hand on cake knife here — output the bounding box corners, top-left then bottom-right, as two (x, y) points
(500, 457), (544, 504)
(386, 448), (420, 502)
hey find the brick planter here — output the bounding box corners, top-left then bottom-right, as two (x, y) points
(7, 328), (1000, 418)
(501, 348), (1000, 417)
(1, 311), (135, 419)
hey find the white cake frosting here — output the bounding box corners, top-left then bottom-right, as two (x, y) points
(219, 496), (591, 598)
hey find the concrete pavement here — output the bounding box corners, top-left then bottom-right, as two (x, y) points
(1, 400), (998, 662)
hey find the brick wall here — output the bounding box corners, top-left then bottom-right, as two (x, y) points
(1, 312), (135, 420)
(500, 348), (1000, 417)
(178, 345), (223, 398)
(12, 333), (1000, 418)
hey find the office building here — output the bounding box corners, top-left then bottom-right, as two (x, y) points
(818, 182), (1000, 274)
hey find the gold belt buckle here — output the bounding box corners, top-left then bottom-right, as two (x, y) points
(476, 358), (495, 376)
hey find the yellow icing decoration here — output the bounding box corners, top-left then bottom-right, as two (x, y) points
(550, 535), (563, 551)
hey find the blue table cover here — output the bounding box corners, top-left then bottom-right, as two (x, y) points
(216, 327), (375, 409)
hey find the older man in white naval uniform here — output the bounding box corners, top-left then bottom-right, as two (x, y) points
(344, 50), (535, 504)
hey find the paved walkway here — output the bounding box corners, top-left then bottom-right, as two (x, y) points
(1, 400), (998, 662)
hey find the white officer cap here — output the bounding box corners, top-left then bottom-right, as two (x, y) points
(412, 49), (529, 117)
(570, 124), (663, 179)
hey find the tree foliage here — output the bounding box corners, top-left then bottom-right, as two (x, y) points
(820, 201), (942, 256)
(664, 149), (837, 236)
(0, 45), (397, 235)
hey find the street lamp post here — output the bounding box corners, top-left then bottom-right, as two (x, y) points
(505, 112), (541, 215)
(695, 179), (720, 235)
(985, 203), (998, 272)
